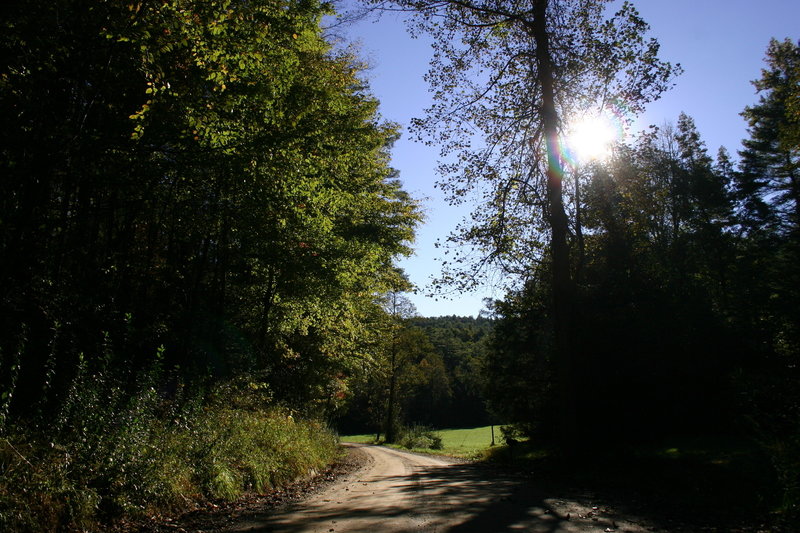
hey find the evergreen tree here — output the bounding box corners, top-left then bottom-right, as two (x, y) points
(732, 41), (800, 514)
(737, 38), (800, 234)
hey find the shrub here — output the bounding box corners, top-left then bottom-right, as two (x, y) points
(399, 425), (443, 450)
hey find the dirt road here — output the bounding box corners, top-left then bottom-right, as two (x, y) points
(221, 443), (654, 533)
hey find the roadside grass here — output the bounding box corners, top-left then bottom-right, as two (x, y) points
(0, 376), (339, 532)
(339, 433), (376, 444)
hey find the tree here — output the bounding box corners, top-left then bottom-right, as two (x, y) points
(0, 0), (420, 423)
(408, 315), (493, 428)
(737, 38), (800, 234)
(381, 290), (418, 442)
(483, 120), (740, 443)
(580, 121), (741, 437)
(338, 288), (448, 441)
(482, 278), (556, 437)
(370, 0), (679, 448)
(733, 41), (800, 512)
(732, 38), (800, 367)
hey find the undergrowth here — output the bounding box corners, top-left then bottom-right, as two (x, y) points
(0, 370), (338, 532)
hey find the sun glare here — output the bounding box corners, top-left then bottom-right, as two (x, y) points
(565, 114), (621, 165)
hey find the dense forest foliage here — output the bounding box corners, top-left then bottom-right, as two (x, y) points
(0, 0), (420, 423)
(480, 38), (800, 517)
(1, 0), (798, 528)
(0, 0), (419, 529)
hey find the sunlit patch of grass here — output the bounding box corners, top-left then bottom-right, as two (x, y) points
(401, 425), (512, 459)
(663, 447), (680, 457)
(338, 433), (377, 444)
(437, 426), (497, 455)
(342, 426), (506, 459)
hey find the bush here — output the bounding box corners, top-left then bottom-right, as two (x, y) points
(398, 425), (443, 450)
(499, 424), (525, 445)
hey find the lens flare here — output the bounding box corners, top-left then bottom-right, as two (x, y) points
(568, 117), (617, 160)
(561, 101), (627, 169)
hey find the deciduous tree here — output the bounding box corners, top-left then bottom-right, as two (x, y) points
(368, 0), (679, 449)
(0, 0), (420, 423)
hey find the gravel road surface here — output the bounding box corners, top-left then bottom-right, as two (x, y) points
(221, 443), (654, 533)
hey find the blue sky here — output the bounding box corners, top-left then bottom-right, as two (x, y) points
(336, 1), (800, 317)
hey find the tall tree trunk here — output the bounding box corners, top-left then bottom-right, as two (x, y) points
(385, 340), (398, 443)
(574, 168), (586, 283)
(531, 0), (578, 453)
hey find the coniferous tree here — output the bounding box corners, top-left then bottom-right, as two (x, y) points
(732, 40), (800, 513)
(737, 38), (800, 234)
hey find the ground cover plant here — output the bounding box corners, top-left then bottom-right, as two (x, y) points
(0, 374), (338, 532)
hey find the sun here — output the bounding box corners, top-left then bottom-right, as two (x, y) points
(564, 114), (621, 164)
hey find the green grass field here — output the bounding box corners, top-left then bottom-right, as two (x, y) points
(340, 425), (501, 458)
(339, 432), (376, 444)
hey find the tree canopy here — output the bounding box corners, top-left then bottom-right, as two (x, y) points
(0, 0), (421, 424)
(367, 0), (679, 289)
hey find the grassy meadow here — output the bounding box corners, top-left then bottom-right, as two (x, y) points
(341, 425), (501, 459)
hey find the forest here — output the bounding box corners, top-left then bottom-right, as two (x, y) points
(0, 0), (422, 529)
(1, 0), (798, 531)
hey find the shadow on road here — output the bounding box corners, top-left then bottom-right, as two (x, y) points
(232, 458), (648, 532)
(399, 461), (638, 533)
(219, 441), (775, 532)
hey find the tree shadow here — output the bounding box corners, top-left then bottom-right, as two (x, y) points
(222, 441), (778, 532)
(231, 458), (656, 532)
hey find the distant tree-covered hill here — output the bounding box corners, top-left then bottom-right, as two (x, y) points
(337, 314), (495, 435)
